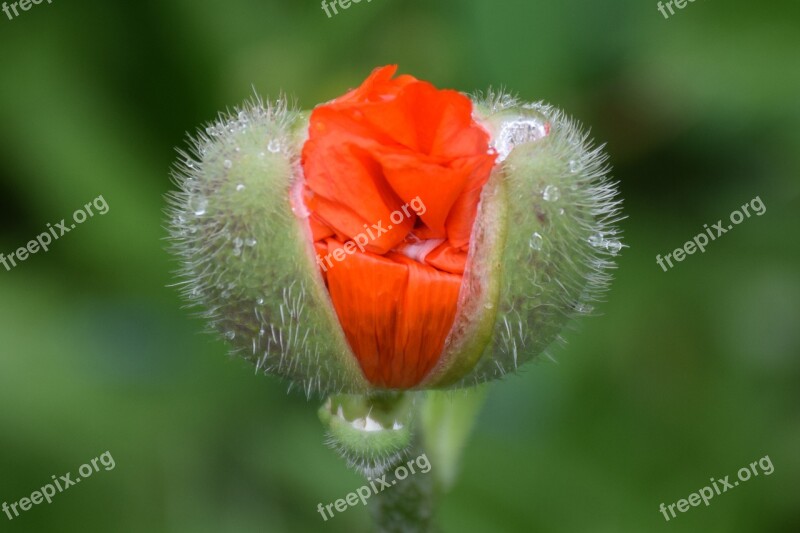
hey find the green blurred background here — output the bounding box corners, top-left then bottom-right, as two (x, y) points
(1, 0), (798, 531)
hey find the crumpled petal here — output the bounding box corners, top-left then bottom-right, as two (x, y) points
(302, 65), (496, 387)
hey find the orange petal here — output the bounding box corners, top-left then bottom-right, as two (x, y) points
(301, 66), (496, 389)
(423, 242), (468, 275)
(388, 253), (462, 387)
(324, 241), (461, 388)
(445, 154), (496, 248)
(374, 149), (471, 238)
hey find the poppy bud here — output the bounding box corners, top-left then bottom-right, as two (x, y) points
(317, 392), (413, 477)
(167, 67), (623, 397)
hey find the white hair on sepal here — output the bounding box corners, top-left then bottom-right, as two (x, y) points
(165, 93), (367, 398)
(453, 93), (626, 386)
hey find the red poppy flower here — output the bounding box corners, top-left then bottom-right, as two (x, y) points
(301, 65), (497, 388)
(169, 65), (622, 397)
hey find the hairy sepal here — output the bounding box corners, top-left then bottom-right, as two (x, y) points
(442, 94), (624, 387)
(167, 97), (368, 398)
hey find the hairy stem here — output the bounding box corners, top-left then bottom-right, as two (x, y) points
(368, 440), (438, 533)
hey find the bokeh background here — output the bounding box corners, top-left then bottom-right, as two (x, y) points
(1, 0), (798, 531)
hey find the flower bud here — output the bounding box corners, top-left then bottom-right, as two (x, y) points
(167, 68), (623, 397)
(318, 393), (413, 477)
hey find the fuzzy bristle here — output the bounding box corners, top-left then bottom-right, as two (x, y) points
(165, 95), (367, 398)
(452, 93), (625, 387)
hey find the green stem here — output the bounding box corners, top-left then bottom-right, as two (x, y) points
(368, 440), (438, 533)
(369, 387), (489, 532)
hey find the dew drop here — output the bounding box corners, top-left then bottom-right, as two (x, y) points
(238, 111), (248, 123)
(192, 197), (208, 216)
(569, 160), (582, 174)
(575, 302), (594, 314)
(205, 126), (218, 137)
(223, 159), (233, 169)
(236, 183), (246, 192)
(588, 232), (604, 247)
(232, 238), (243, 256)
(245, 237), (257, 247)
(256, 297), (265, 305)
(484, 302), (494, 310)
(529, 232), (543, 250)
(267, 139), (281, 153)
(588, 232), (623, 255)
(493, 118), (548, 162)
(224, 330), (236, 340)
(542, 185), (560, 202)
